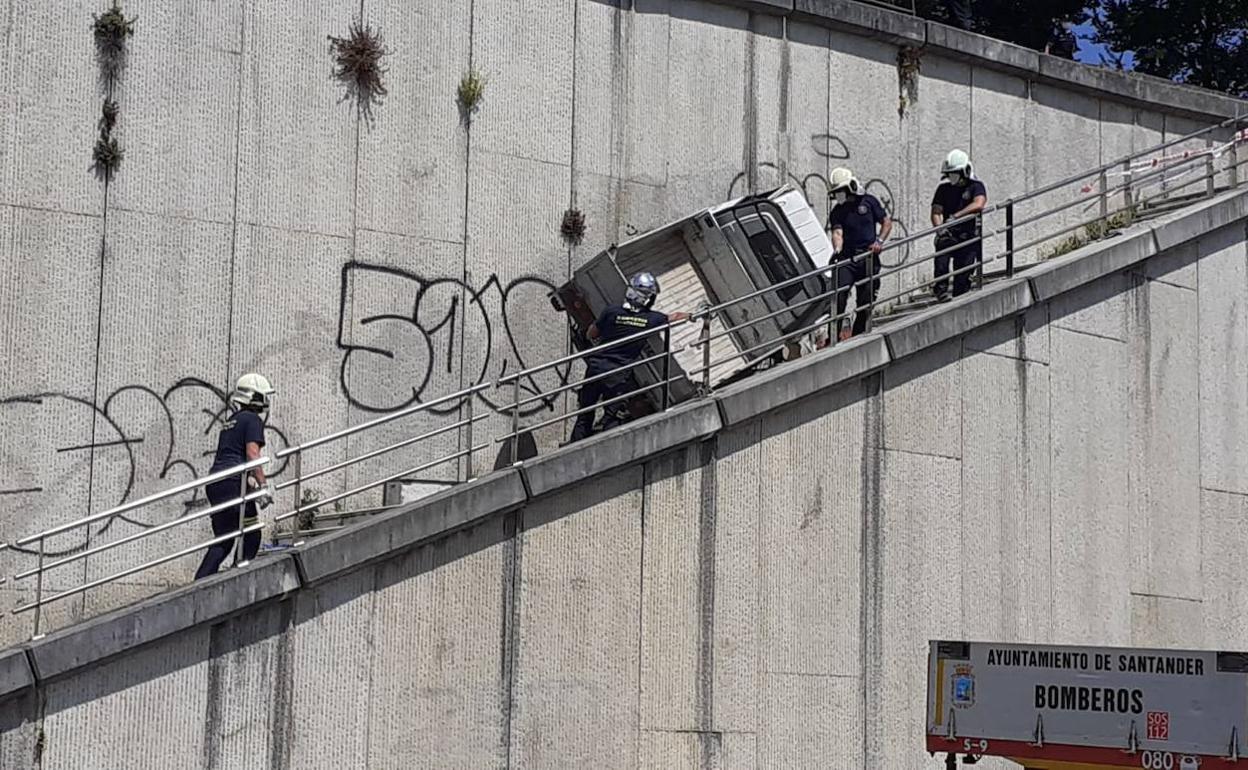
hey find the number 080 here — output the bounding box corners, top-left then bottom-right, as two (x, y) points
(1141, 751), (1174, 769)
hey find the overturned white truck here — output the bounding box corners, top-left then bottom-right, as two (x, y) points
(551, 186), (835, 419)
(927, 639), (1248, 769)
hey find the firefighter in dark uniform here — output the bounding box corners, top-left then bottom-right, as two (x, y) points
(194, 373), (275, 579)
(569, 273), (688, 443)
(930, 149), (988, 301)
(827, 166), (893, 341)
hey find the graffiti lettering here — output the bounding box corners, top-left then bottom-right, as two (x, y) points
(728, 133), (914, 267)
(337, 262), (569, 416)
(0, 380), (289, 556)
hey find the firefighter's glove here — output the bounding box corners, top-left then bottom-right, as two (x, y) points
(256, 485), (275, 510)
(934, 231), (957, 252)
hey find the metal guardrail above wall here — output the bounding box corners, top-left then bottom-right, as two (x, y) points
(2, 115), (1246, 642)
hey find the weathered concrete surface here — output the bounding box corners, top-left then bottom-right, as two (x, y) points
(0, 199), (1246, 768)
(2, 0), (1247, 639)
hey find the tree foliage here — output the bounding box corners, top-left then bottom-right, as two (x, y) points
(914, 0), (1089, 56)
(1095, 0), (1248, 97)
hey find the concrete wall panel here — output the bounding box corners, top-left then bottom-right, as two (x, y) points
(235, 0), (357, 236)
(510, 467), (643, 769)
(355, 0), (471, 243)
(883, 339), (961, 459)
(1131, 594), (1205, 649)
(878, 449), (961, 770)
(1127, 277), (1200, 601)
(1023, 85), (1103, 259)
(709, 422), (762, 734)
(1200, 489), (1248, 648)
(970, 67), (1028, 265)
(639, 445), (705, 731)
(960, 352), (1051, 643)
(1049, 327), (1130, 644)
(40, 628), (209, 770)
(759, 387), (865, 678)
(366, 518), (509, 769)
(106, 0), (241, 222)
(762, 672), (862, 768)
(84, 212), (234, 591)
(1197, 224), (1248, 495)
(471, 0), (575, 165)
(6, 0), (100, 215)
(288, 568), (375, 769)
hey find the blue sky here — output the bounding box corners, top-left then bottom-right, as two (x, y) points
(1072, 19), (1137, 68)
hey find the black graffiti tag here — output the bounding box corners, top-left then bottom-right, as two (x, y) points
(337, 262), (570, 416)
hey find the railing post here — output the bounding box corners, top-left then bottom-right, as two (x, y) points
(291, 449), (303, 539)
(464, 393), (475, 481)
(510, 379), (521, 465)
(233, 471), (247, 568)
(699, 316), (711, 394)
(32, 536), (45, 640)
(1098, 168), (1109, 221)
(1122, 159), (1134, 212)
(661, 326), (672, 411)
(1003, 200), (1013, 279)
(1206, 135), (1217, 198)
(863, 252), (876, 333)
(829, 264), (840, 347)
(1233, 128), (1243, 189)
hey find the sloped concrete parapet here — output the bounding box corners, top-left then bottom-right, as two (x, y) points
(1026, 225), (1159, 303)
(0, 649), (33, 701)
(719, 0), (795, 15)
(792, 0), (925, 44)
(1147, 189), (1248, 252)
(713, 335), (890, 426)
(924, 21), (1040, 77)
(28, 555), (299, 681)
(294, 470), (527, 585)
(519, 400), (722, 499)
(883, 278), (1033, 360)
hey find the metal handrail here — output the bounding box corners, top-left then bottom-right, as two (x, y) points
(4, 112), (1244, 644)
(10, 457), (268, 546)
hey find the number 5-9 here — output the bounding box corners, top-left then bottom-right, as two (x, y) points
(962, 739), (989, 753)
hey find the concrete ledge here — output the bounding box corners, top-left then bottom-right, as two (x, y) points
(28, 554), (299, 681)
(720, 0), (794, 14)
(520, 400), (722, 499)
(294, 470), (526, 585)
(883, 278), (1033, 360)
(792, 0), (924, 44)
(0, 648), (33, 700)
(1027, 224), (1160, 303)
(713, 335), (890, 426)
(1148, 189), (1248, 253)
(924, 22), (1038, 77)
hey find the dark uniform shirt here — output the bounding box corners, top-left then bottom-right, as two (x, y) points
(932, 179), (988, 239)
(587, 305), (669, 373)
(828, 194), (888, 259)
(209, 410), (266, 475)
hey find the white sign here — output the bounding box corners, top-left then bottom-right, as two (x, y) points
(926, 641), (1248, 768)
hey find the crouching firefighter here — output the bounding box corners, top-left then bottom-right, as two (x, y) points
(194, 373), (276, 579)
(826, 167), (892, 341)
(931, 149), (988, 301)
(569, 273), (688, 443)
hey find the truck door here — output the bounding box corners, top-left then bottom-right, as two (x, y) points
(713, 198), (826, 335)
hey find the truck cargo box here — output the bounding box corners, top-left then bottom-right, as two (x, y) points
(552, 186), (834, 411)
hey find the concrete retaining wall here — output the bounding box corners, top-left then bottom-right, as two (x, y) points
(1, 189), (1245, 768)
(1, 0), (1245, 643)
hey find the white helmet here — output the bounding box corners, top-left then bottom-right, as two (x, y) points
(829, 167), (864, 198)
(941, 149), (974, 180)
(230, 372), (275, 412)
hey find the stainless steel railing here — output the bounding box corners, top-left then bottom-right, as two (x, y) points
(2, 115), (1245, 643)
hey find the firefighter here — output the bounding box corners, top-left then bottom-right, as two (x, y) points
(826, 167), (893, 341)
(194, 373), (275, 579)
(930, 149), (988, 301)
(569, 273), (688, 443)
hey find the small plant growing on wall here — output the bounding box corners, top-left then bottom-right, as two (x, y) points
(329, 20), (389, 124)
(92, 2), (135, 79)
(897, 46), (922, 118)
(457, 69), (487, 123)
(561, 208), (587, 245)
(90, 4), (133, 182)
